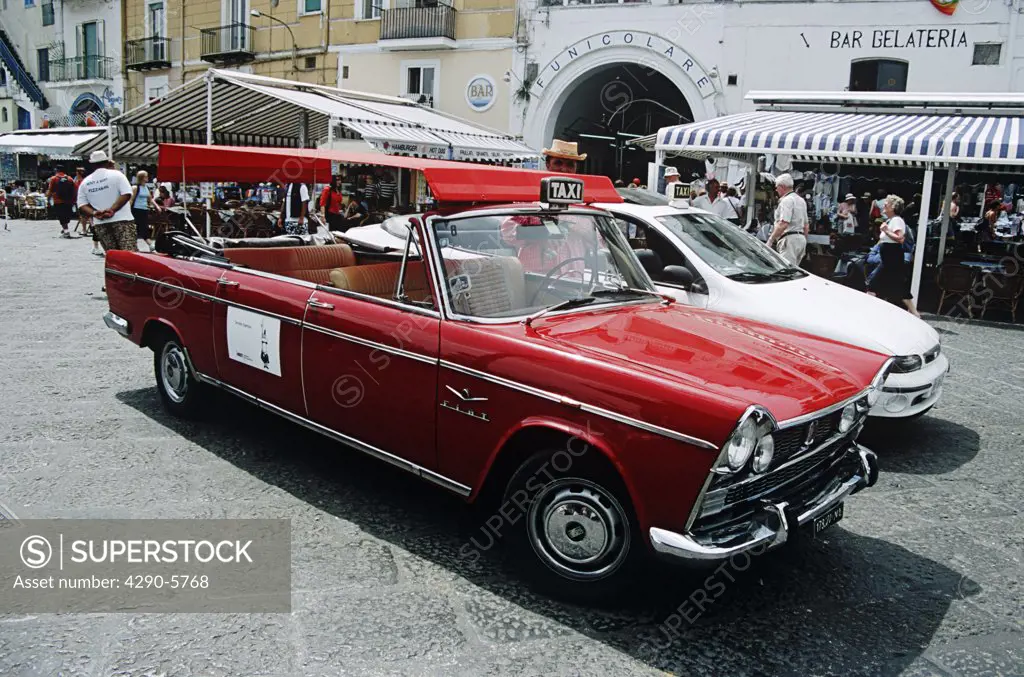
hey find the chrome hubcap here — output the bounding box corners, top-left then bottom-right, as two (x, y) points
(161, 344), (189, 404)
(528, 480), (629, 581)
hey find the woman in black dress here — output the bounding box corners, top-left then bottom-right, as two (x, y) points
(868, 195), (921, 317)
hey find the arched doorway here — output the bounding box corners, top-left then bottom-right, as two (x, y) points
(70, 92), (104, 114)
(523, 33), (718, 180)
(551, 63), (693, 181)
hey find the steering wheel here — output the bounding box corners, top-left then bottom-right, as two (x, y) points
(528, 256), (598, 306)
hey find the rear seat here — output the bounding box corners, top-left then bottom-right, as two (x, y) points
(224, 244), (356, 285)
(329, 262), (434, 303)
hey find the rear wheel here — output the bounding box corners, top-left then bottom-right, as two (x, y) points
(153, 331), (206, 417)
(503, 449), (640, 602)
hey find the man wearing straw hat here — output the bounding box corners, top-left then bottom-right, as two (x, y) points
(542, 139), (586, 174)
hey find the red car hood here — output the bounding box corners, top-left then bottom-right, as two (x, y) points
(531, 303), (887, 423)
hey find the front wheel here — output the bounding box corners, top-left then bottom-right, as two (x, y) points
(153, 332), (206, 417)
(503, 450), (640, 602)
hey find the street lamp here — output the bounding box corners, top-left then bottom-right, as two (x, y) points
(250, 9), (298, 70)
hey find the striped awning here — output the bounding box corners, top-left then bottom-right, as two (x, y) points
(655, 110), (1024, 167)
(78, 69), (538, 164)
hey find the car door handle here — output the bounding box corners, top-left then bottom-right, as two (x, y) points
(217, 278), (239, 287)
(307, 299), (335, 310)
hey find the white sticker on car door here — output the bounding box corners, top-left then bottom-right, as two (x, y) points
(226, 306), (282, 376)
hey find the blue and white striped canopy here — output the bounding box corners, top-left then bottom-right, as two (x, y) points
(656, 111), (1024, 167)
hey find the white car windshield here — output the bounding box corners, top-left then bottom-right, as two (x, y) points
(430, 211), (657, 319)
(655, 212), (807, 282)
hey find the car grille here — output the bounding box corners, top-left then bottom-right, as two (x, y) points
(770, 413), (839, 464)
(724, 437), (847, 505)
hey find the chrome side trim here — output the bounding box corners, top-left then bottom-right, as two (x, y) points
(440, 360), (718, 451)
(774, 388), (869, 430)
(192, 370), (472, 497)
(302, 322), (438, 366)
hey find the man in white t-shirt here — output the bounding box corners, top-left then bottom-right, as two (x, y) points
(76, 151), (137, 255)
(766, 173), (808, 266)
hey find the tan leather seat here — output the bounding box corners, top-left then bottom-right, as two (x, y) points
(445, 256), (526, 317)
(225, 244), (356, 285)
(329, 262), (434, 303)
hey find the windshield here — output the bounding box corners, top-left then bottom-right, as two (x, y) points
(430, 211), (655, 319)
(655, 212), (806, 281)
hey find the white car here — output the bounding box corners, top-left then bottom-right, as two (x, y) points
(597, 201), (948, 420)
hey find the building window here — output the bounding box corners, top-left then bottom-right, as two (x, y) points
(300, 0), (322, 14)
(1, 108), (7, 123)
(342, 65), (349, 79)
(403, 63), (437, 107)
(357, 0), (382, 20)
(36, 48), (49, 82)
(973, 43), (1002, 66)
(848, 59), (908, 92)
(145, 74), (169, 102)
(42, 0), (54, 26)
(24, 0), (34, 7)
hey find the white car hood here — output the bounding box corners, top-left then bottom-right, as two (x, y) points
(704, 275), (940, 357)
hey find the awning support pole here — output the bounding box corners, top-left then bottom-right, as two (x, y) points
(327, 116), (335, 146)
(937, 163), (957, 266)
(910, 165), (934, 303)
(205, 73), (213, 145)
(744, 160), (756, 229)
(205, 73), (213, 240)
(106, 125), (114, 159)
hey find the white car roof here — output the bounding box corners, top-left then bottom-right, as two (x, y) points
(596, 202), (713, 219)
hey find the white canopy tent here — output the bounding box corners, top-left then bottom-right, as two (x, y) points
(74, 69), (538, 164)
(643, 91), (1024, 302)
(0, 128), (105, 159)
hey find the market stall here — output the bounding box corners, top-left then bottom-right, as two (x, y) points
(642, 91), (1024, 313)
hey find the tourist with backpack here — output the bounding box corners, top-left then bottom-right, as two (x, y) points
(46, 165), (76, 239)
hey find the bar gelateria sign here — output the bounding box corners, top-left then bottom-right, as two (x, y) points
(829, 27), (969, 49)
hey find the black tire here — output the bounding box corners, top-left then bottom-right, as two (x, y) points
(152, 330), (206, 417)
(502, 449), (641, 603)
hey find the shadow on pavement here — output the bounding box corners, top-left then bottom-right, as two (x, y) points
(859, 413), (980, 476)
(118, 386), (975, 676)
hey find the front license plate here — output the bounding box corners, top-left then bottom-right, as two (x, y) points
(812, 503), (844, 536)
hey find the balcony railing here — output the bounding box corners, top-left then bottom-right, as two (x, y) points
(48, 56), (115, 82)
(125, 37), (172, 70)
(380, 3), (456, 41)
(200, 23), (255, 64)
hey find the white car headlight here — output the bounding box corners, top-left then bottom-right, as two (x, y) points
(751, 434), (774, 473)
(838, 402), (858, 433)
(890, 355), (923, 373)
(725, 415), (759, 470)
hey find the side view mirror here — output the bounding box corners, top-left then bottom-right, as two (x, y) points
(662, 265), (694, 289)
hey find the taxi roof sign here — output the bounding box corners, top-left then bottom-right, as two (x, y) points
(671, 182), (689, 200)
(540, 177), (585, 206)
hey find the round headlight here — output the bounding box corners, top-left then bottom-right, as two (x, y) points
(839, 403), (858, 433)
(725, 416), (759, 470)
(751, 434), (774, 473)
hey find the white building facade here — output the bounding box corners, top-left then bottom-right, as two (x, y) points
(512, 0), (1024, 177)
(0, 0), (124, 131)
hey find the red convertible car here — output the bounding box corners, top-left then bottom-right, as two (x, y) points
(104, 158), (887, 600)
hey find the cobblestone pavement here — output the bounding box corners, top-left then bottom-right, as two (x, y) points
(0, 219), (1021, 676)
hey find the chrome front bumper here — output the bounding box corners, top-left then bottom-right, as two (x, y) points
(103, 311), (130, 338)
(649, 445), (879, 563)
